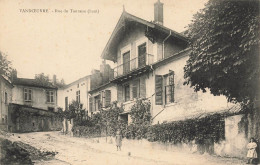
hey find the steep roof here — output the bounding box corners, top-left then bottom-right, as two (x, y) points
(101, 11), (188, 62)
(13, 78), (57, 89)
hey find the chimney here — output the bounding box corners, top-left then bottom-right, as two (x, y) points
(154, 0), (164, 25)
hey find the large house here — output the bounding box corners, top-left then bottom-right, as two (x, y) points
(89, 0), (254, 158)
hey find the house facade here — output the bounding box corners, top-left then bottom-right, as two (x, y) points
(12, 78), (58, 111)
(58, 75), (91, 113)
(0, 76), (13, 131)
(88, 61), (116, 114)
(7, 76), (62, 132)
(94, 0), (251, 158)
(100, 1), (187, 124)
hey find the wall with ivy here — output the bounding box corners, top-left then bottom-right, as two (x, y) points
(8, 104), (62, 133)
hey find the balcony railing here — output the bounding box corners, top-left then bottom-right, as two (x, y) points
(113, 53), (154, 78)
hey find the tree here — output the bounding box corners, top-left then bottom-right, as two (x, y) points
(35, 73), (51, 86)
(184, 0), (260, 108)
(0, 51), (12, 77)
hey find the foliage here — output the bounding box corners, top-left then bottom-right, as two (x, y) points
(124, 99), (151, 139)
(34, 73), (66, 88)
(63, 100), (85, 124)
(130, 99), (151, 125)
(99, 105), (124, 136)
(146, 114), (225, 144)
(0, 51), (13, 78)
(184, 0), (260, 107)
(34, 73), (51, 86)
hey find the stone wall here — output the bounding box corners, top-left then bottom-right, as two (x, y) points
(8, 104), (62, 133)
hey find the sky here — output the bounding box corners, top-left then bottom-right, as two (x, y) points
(0, 0), (208, 84)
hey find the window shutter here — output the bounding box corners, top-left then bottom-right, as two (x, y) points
(89, 97), (93, 112)
(105, 90), (111, 107)
(132, 80), (138, 99)
(140, 77), (146, 98)
(155, 75), (163, 105)
(117, 85), (123, 103)
(169, 71), (174, 102)
(101, 91), (105, 107)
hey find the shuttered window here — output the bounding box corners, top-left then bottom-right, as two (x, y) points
(117, 85), (123, 103)
(105, 90), (111, 107)
(155, 75), (163, 105)
(140, 77), (146, 98)
(125, 84), (130, 102)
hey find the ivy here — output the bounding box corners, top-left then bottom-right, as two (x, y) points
(146, 114), (225, 144)
(184, 0), (260, 108)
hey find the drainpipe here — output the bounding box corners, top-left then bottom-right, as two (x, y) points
(162, 30), (171, 59)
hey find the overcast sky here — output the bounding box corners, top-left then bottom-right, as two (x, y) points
(0, 0), (208, 84)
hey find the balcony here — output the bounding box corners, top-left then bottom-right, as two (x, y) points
(112, 54), (154, 82)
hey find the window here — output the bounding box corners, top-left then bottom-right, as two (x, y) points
(132, 80), (139, 99)
(65, 97), (68, 110)
(94, 95), (101, 111)
(46, 91), (54, 103)
(24, 88), (32, 102)
(4, 92), (7, 104)
(164, 71), (174, 104)
(155, 71), (175, 105)
(77, 83), (79, 88)
(76, 90), (80, 103)
(124, 84), (130, 102)
(101, 90), (111, 107)
(138, 43), (147, 68)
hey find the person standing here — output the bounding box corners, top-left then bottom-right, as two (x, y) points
(115, 130), (122, 151)
(246, 137), (258, 164)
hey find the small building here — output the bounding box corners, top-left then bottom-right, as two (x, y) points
(0, 75), (13, 131)
(8, 76), (62, 132)
(12, 78), (58, 111)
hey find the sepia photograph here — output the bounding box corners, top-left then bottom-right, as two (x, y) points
(0, 0), (259, 164)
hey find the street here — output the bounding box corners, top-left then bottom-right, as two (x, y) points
(5, 131), (247, 165)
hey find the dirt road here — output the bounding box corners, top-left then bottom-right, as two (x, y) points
(6, 131), (245, 165)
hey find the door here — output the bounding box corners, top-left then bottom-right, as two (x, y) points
(123, 51), (130, 74)
(138, 43), (146, 67)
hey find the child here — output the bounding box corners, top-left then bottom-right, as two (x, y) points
(115, 130), (122, 151)
(247, 137), (258, 164)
